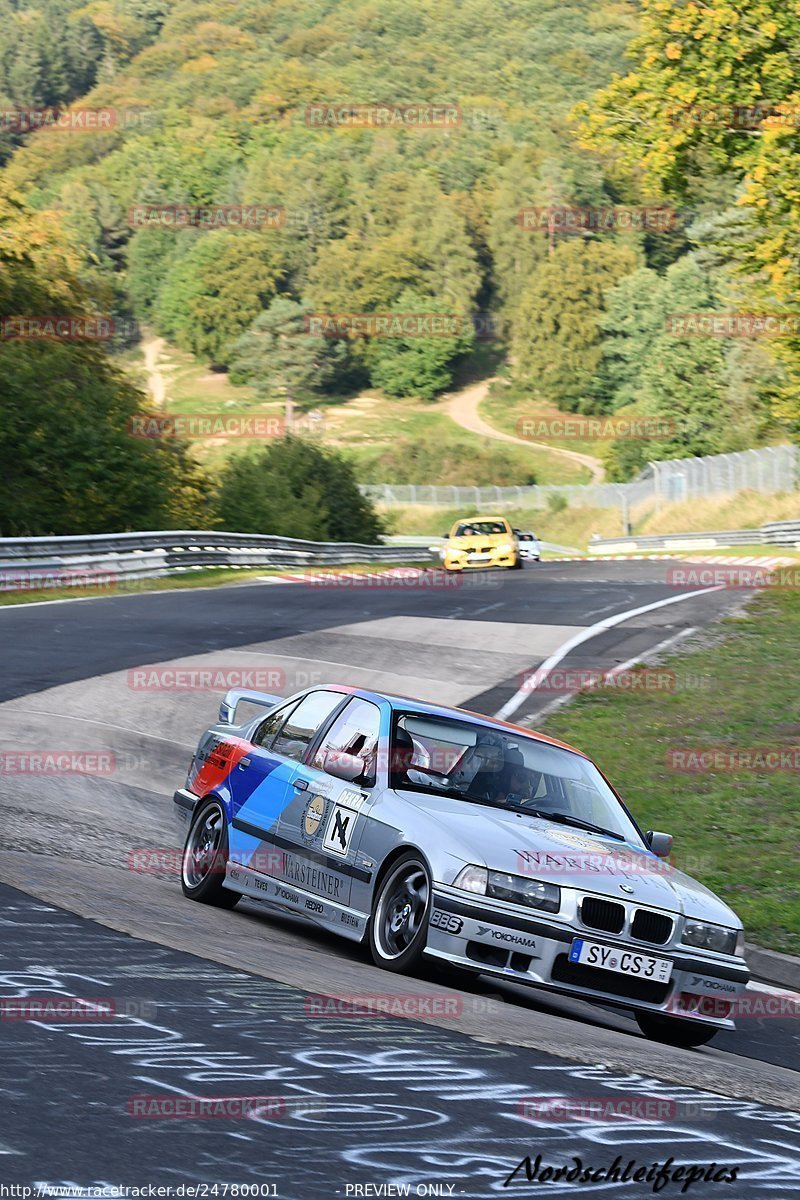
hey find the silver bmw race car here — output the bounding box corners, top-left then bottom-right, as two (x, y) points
(174, 684), (749, 1047)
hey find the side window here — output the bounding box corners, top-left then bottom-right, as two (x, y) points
(252, 700), (299, 749)
(312, 697), (382, 787)
(270, 690), (345, 763)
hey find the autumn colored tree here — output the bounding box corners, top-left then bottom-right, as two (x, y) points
(577, 0), (800, 432)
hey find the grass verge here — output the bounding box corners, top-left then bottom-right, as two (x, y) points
(541, 589), (800, 954)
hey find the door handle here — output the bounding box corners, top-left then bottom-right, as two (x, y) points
(293, 779), (308, 791)
(238, 757), (251, 769)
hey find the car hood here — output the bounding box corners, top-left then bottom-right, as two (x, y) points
(399, 791), (739, 926)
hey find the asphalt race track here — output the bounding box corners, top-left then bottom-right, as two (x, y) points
(1, 560), (799, 1196)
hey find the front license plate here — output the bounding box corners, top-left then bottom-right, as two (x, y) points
(569, 938), (672, 983)
(468, 554), (491, 562)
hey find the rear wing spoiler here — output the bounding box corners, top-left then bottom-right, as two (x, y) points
(218, 688), (283, 726)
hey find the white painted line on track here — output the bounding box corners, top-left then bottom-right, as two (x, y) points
(494, 586), (726, 722)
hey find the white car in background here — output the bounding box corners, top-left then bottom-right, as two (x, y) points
(514, 529), (541, 562)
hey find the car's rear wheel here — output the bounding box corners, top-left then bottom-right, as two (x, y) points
(181, 798), (240, 908)
(369, 852), (431, 972)
(635, 1011), (718, 1047)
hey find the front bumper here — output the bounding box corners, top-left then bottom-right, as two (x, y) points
(444, 548), (519, 570)
(426, 886), (749, 1026)
(173, 786), (199, 827)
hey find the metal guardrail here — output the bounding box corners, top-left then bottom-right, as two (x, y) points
(762, 519), (800, 545)
(588, 522), (800, 554)
(0, 530), (426, 587)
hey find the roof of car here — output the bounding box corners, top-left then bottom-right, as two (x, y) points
(345, 685), (590, 760)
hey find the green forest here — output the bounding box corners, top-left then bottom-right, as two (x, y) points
(1, 0), (798, 534)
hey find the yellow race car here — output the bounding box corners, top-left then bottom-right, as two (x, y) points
(441, 516), (522, 571)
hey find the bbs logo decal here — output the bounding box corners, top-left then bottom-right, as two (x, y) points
(323, 804), (357, 856)
(430, 910), (463, 934)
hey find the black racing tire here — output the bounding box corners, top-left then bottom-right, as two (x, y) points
(511, 555), (524, 570)
(635, 1011), (719, 1048)
(368, 852), (432, 973)
(181, 798), (240, 908)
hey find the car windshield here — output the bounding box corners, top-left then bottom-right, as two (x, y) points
(454, 521), (508, 537)
(390, 713), (644, 846)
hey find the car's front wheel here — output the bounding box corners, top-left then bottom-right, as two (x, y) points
(369, 852), (431, 972)
(181, 798), (240, 908)
(635, 1011), (718, 1048)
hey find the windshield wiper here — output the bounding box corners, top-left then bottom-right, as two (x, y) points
(526, 809), (625, 842)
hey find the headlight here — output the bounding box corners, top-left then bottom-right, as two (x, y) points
(453, 865), (488, 894)
(682, 919), (738, 955)
(453, 866), (561, 913)
(735, 928), (745, 956)
(497, 542), (514, 554)
(488, 871), (560, 912)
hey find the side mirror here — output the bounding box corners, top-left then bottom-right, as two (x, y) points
(323, 748), (365, 783)
(647, 830), (673, 859)
(441, 532), (450, 539)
